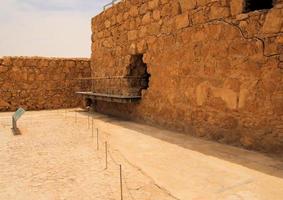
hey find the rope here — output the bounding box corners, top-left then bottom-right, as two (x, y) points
(99, 130), (135, 200)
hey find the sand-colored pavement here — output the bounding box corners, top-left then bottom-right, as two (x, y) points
(0, 110), (174, 200)
(0, 110), (283, 200)
(92, 112), (283, 200)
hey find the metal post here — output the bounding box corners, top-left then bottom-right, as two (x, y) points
(120, 165), (123, 200)
(96, 128), (99, 150)
(92, 79), (94, 92)
(12, 117), (15, 130)
(105, 142), (108, 169)
(92, 118), (94, 138)
(75, 111), (77, 123)
(88, 115), (90, 129)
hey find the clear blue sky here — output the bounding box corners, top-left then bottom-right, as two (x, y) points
(0, 0), (110, 57)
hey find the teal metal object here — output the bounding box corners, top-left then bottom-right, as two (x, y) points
(12, 107), (26, 132)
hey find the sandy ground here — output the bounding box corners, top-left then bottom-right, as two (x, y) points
(0, 109), (283, 200)
(0, 109), (174, 200)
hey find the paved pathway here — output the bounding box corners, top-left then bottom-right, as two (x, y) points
(92, 112), (283, 200)
(0, 110), (173, 200)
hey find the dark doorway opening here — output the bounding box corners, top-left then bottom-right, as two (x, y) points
(128, 54), (151, 94)
(84, 98), (93, 107)
(244, 0), (274, 13)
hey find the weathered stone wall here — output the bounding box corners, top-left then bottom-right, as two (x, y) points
(91, 0), (283, 152)
(0, 57), (91, 111)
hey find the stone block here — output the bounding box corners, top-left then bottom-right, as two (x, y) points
(152, 10), (161, 21)
(139, 26), (147, 38)
(129, 43), (137, 54)
(262, 9), (283, 34)
(129, 6), (139, 17)
(175, 13), (189, 30)
(147, 22), (161, 35)
(139, 4), (148, 15)
(179, 0), (196, 12)
(128, 30), (138, 40)
(148, 0), (159, 10)
(2, 57), (13, 66)
(272, 92), (283, 115)
(238, 88), (249, 109)
(209, 5), (230, 20)
(171, 1), (182, 16)
(117, 13), (123, 23)
(221, 116), (239, 129)
(123, 12), (129, 21)
(236, 13), (248, 21)
(102, 38), (114, 48)
(137, 40), (148, 53)
(161, 3), (171, 17)
(160, 0), (168, 5)
(191, 9), (207, 24)
(224, 78), (240, 92)
(142, 13), (151, 24)
(130, 19), (137, 29)
(0, 99), (10, 108)
(104, 20), (111, 28)
(196, 82), (210, 106)
(230, 0), (244, 16)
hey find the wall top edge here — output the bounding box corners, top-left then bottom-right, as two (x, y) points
(0, 56), (90, 61)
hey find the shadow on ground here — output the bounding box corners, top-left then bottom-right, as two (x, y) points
(84, 111), (283, 180)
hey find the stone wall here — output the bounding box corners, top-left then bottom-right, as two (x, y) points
(0, 57), (91, 111)
(91, 0), (283, 153)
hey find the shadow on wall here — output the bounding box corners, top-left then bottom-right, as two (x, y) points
(127, 54), (151, 96)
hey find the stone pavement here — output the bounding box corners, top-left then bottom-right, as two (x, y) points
(0, 110), (282, 199)
(0, 110), (174, 200)
(92, 112), (283, 200)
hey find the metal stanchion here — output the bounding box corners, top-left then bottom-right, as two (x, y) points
(120, 165), (123, 200)
(88, 115), (90, 129)
(92, 118), (94, 138)
(105, 142), (108, 169)
(96, 128), (99, 150)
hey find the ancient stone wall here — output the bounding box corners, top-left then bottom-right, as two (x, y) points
(91, 0), (283, 153)
(0, 57), (91, 111)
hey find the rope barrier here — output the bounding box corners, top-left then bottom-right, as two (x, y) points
(56, 109), (138, 199)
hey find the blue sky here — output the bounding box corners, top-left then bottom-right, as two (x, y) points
(0, 0), (110, 57)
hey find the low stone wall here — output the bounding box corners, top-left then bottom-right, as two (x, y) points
(91, 0), (283, 153)
(0, 57), (91, 111)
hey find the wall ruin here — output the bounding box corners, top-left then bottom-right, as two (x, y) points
(91, 0), (283, 153)
(0, 57), (91, 111)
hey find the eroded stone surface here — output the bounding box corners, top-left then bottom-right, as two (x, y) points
(0, 57), (91, 111)
(90, 0), (283, 153)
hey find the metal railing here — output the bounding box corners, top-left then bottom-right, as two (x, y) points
(103, 0), (125, 11)
(77, 76), (148, 96)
